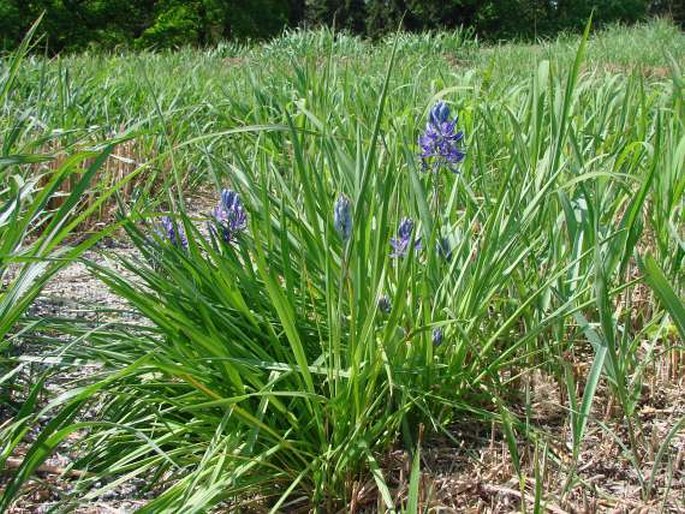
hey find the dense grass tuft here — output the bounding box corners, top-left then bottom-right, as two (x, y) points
(1, 19), (684, 512)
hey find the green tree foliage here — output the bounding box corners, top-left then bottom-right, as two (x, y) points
(0, 0), (158, 51)
(304, 0), (662, 39)
(0, 0), (679, 53)
(0, 0), (297, 52)
(137, 1), (202, 49)
(305, 0), (367, 33)
(0, 0), (21, 48)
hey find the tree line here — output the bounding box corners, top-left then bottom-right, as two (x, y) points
(1, 0), (682, 53)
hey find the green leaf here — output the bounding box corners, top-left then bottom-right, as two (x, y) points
(640, 254), (685, 340)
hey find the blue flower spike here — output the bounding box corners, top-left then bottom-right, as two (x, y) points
(158, 216), (188, 250)
(378, 295), (392, 314)
(213, 188), (247, 243)
(333, 193), (352, 243)
(419, 101), (465, 173)
(390, 217), (421, 258)
(432, 327), (444, 346)
(437, 237), (452, 261)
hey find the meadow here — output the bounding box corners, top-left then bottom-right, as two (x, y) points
(1, 18), (684, 512)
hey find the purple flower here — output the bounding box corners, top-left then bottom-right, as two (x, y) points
(157, 216), (188, 250)
(432, 328), (443, 346)
(333, 193), (352, 242)
(419, 101), (465, 173)
(390, 217), (421, 258)
(213, 189), (247, 243)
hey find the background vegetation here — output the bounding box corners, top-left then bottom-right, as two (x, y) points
(0, 0), (684, 52)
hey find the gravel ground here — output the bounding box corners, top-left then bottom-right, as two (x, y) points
(3, 236), (147, 514)
(28, 241), (139, 321)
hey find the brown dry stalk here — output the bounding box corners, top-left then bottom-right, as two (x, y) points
(480, 483), (569, 514)
(2, 457), (89, 479)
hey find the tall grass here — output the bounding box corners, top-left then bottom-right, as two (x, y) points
(0, 19), (143, 511)
(1, 19), (683, 512)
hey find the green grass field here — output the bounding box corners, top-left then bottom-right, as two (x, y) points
(1, 19), (684, 512)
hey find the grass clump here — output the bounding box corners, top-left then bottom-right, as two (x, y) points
(1, 19), (684, 512)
